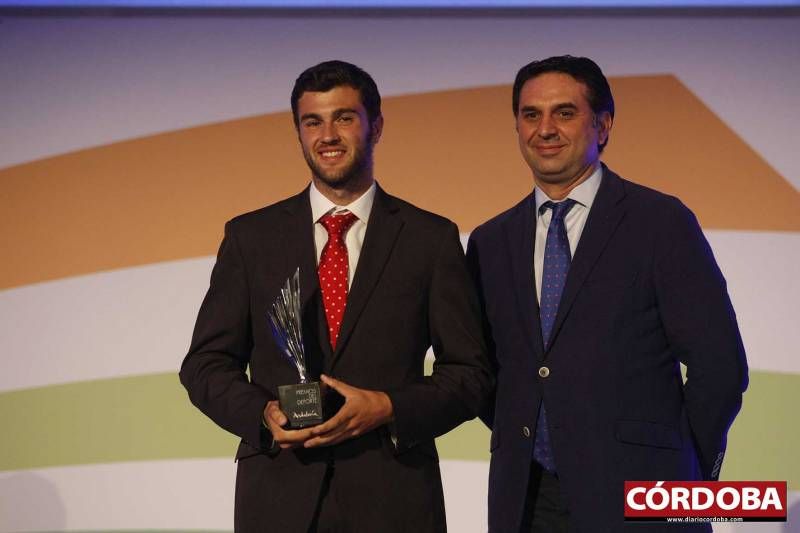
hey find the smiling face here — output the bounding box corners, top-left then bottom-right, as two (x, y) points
(296, 85), (382, 199)
(516, 72), (612, 197)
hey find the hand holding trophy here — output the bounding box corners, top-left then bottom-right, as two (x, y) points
(267, 268), (324, 428)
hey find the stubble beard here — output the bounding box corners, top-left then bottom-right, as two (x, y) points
(304, 137), (374, 191)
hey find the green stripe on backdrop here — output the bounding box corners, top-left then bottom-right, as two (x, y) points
(0, 369), (796, 488)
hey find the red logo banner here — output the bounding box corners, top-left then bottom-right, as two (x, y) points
(624, 481), (787, 522)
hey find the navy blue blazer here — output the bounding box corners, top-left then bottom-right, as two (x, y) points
(466, 167), (748, 532)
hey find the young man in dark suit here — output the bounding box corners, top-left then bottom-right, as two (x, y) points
(467, 56), (748, 532)
(180, 60), (492, 533)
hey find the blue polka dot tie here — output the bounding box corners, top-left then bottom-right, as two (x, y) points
(534, 199), (576, 473)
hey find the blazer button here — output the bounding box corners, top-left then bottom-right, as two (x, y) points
(538, 366), (550, 378)
(522, 426), (531, 438)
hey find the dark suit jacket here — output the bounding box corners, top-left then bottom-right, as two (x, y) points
(180, 185), (492, 533)
(466, 167), (748, 533)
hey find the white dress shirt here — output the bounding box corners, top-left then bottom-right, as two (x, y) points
(309, 181), (377, 289)
(533, 165), (603, 302)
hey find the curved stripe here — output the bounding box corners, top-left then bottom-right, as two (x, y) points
(0, 459), (487, 531)
(706, 230), (800, 376)
(1, 230), (796, 394)
(0, 370), (488, 472)
(2, 77), (798, 290)
(0, 257), (214, 393)
(0, 459), (236, 530)
(0, 370), (798, 490)
(2, 17), (799, 196)
(2, 460), (797, 532)
(440, 460), (490, 531)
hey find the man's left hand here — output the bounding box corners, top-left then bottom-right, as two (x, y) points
(304, 374), (394, 448)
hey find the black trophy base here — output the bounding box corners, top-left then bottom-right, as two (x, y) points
(278, 382), (324, 429)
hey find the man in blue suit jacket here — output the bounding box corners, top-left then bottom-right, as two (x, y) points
(466, 56), (748, 532)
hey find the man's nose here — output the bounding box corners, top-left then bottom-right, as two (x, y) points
(537, 115), (557, 138)
(321, 122), (340, 143)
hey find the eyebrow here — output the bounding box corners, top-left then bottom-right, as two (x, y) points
(333, 108), (359, 119)
(519, 102), (579, 114)
(300, 112), (322, 122)
(553, 103), (579, 111)
(300, 108), (359, 122)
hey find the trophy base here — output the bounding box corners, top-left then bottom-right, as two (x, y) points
(278, 382), (324, 429)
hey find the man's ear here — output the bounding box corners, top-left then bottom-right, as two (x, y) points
(596, 111), (613, 146)
(370, 115), (384, 144)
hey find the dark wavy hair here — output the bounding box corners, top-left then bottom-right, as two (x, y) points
(291, 60), (381, 127)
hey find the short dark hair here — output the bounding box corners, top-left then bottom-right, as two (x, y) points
(291, 60), (382, 127)
(512, 55), (615, 151)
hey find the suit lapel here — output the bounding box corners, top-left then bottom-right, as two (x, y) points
(546, 167), (627, 352)
(280, 188), (333, 365)
(504, 193), (546, 361)
(331, 186), (403, 366)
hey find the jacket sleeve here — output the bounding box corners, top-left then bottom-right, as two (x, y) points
(179, 220), (274, 450)
(465, 231), (498, 429)
(387, 222), (494, 447)
(654, 200), (748, 479)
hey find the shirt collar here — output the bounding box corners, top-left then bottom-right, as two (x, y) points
(534, 163), (603, 216)
(309, 180), (377, 224)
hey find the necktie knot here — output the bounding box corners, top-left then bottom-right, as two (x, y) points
(542, 199), (577, 222)
(320, 211), (358, 239)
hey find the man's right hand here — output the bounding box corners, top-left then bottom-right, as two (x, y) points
(263, 400), (316, 449)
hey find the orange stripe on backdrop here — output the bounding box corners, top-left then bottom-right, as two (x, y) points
(1, 75), (798, 290)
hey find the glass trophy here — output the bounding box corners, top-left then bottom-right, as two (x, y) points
(267, 268), (323, 429)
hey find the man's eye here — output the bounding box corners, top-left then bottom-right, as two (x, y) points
(337, 115), (354, 123)
(304, 120), (321, 128)
(523, 112), (539, 120)
(557, 110), (575, 119)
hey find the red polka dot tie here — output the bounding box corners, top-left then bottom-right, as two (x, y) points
(318, 211), (358, 350)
